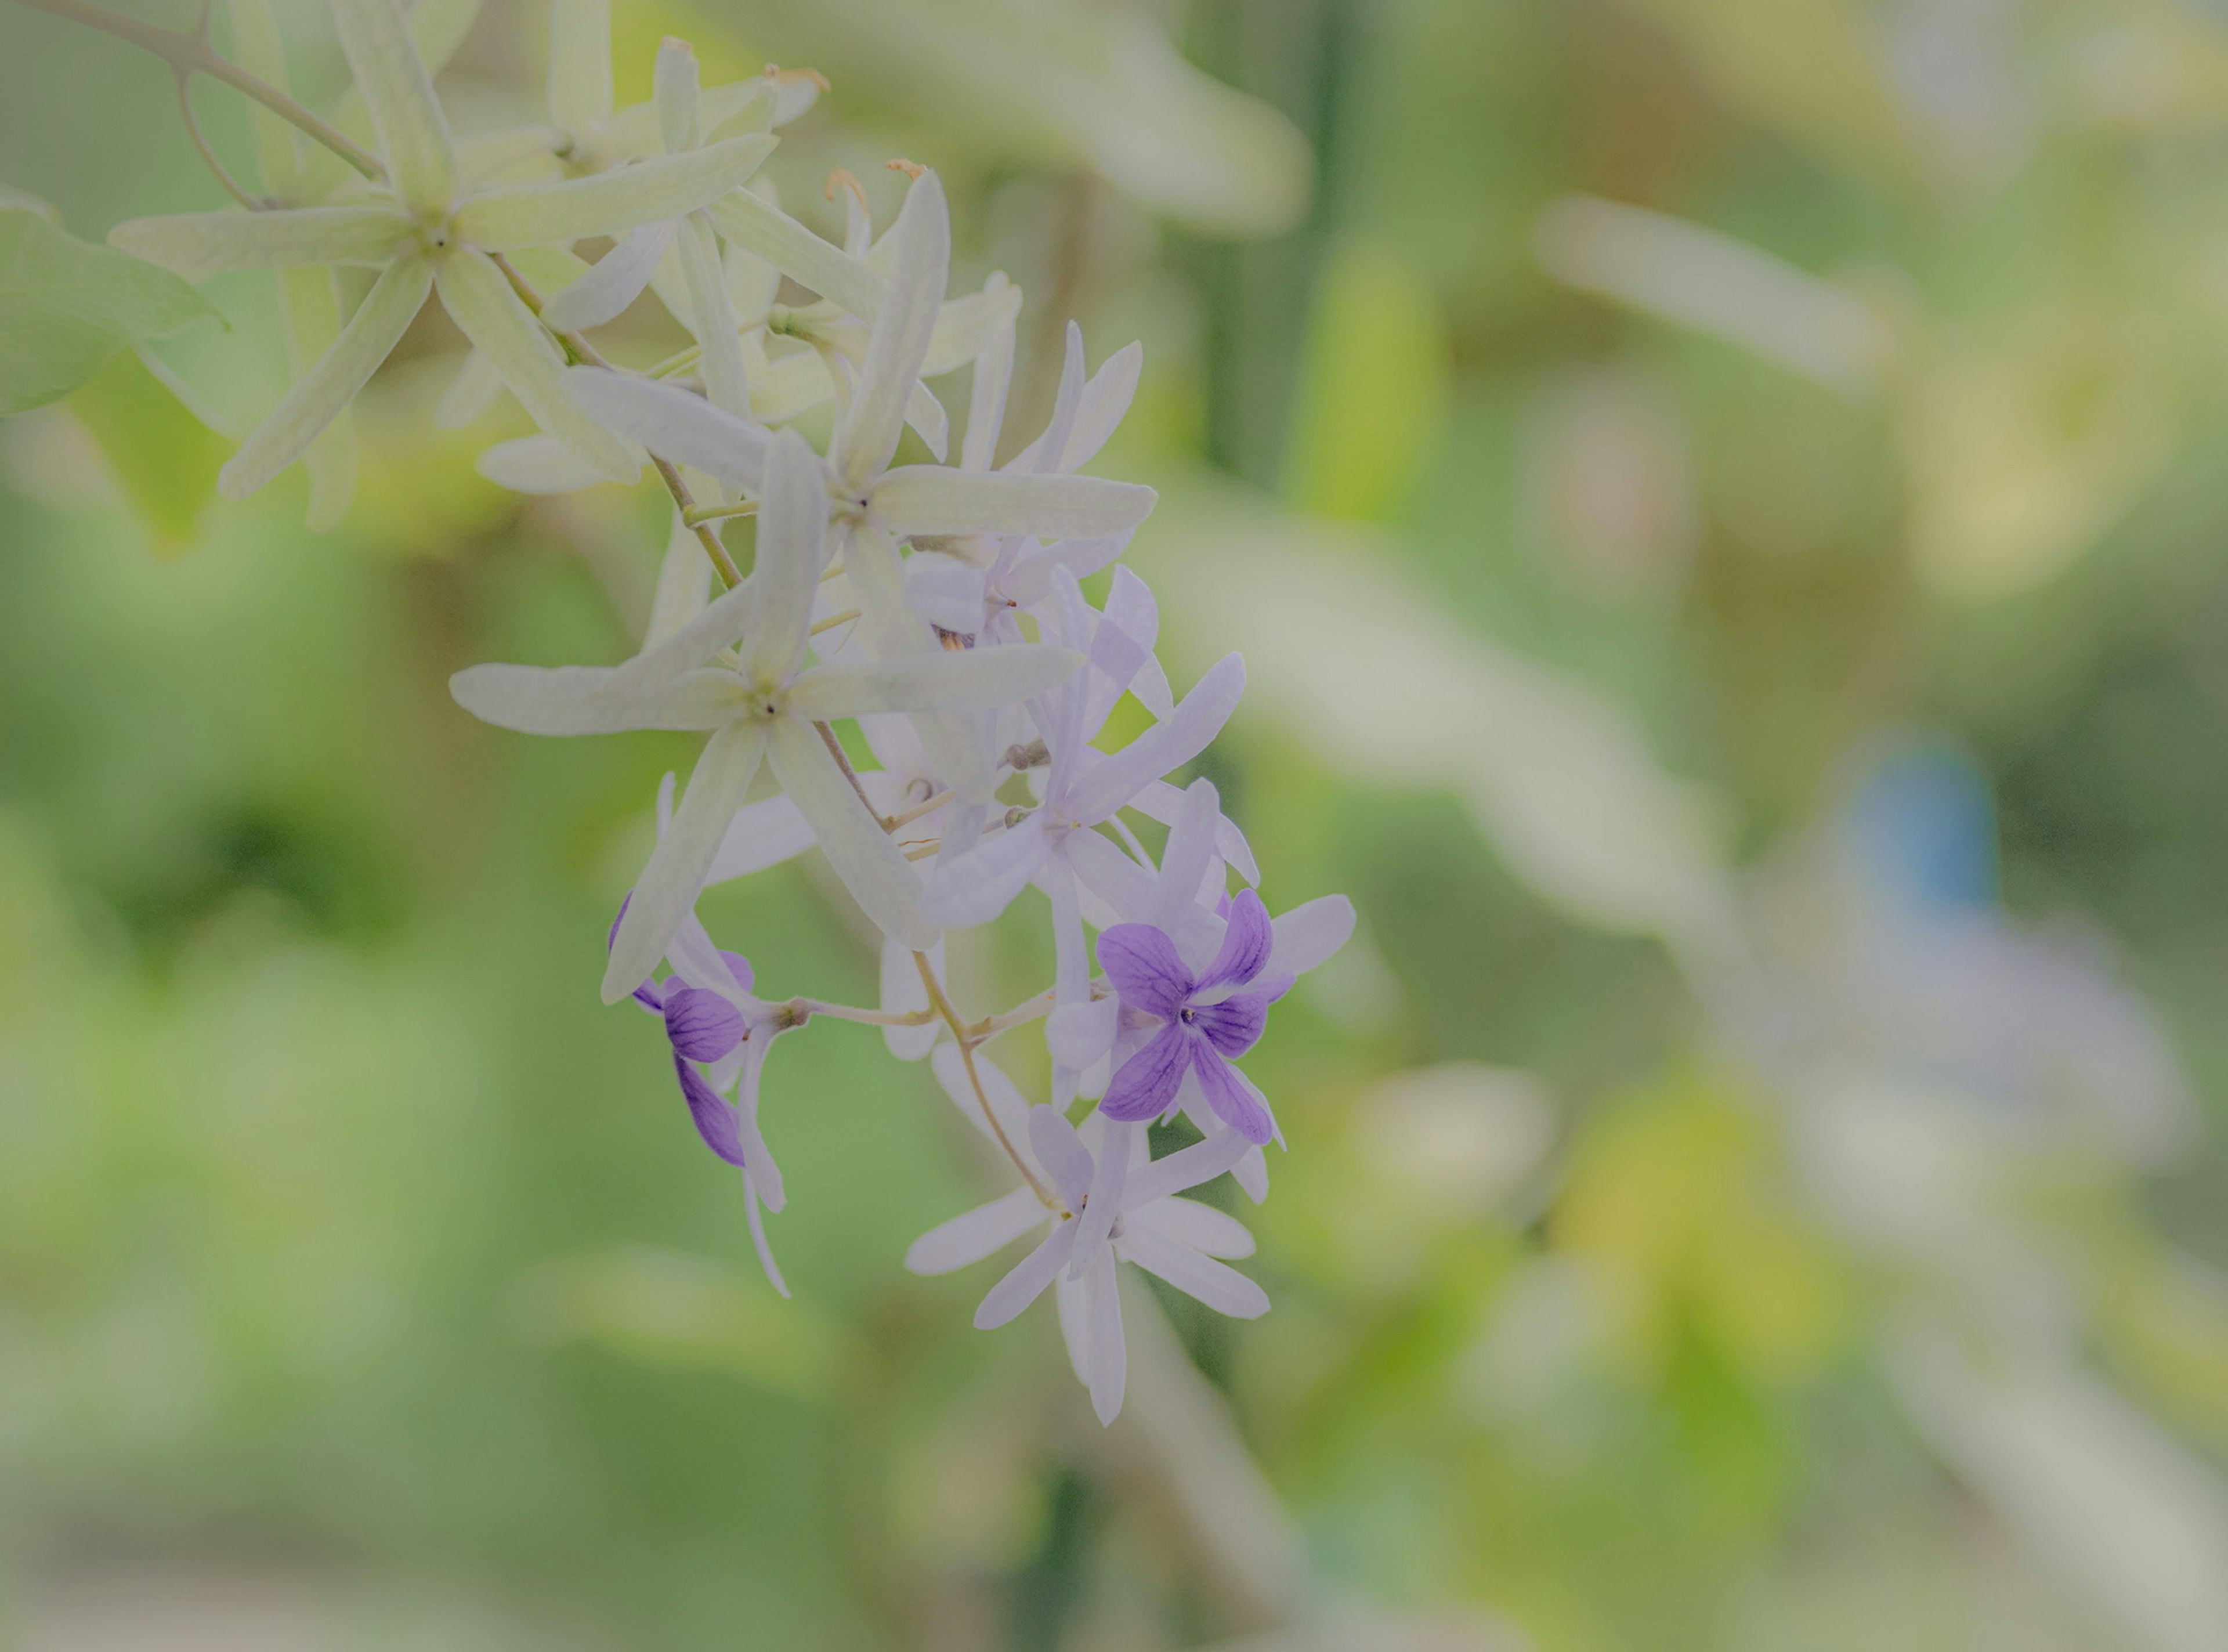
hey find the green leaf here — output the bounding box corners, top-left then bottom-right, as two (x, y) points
(67, 347), (233, 555)
(0, 208), (220, 415)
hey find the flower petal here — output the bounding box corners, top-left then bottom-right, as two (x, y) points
(545, 0), (613, 138)
(974, 1221), (1076, 1329)
(1026, 1105), (1095, 1212)
(1268, 894), (1356, 978)
(1127, 1195), (1254, 1259)
(765, 714), (937, 949)
(455, 134), (775, 248)
(787, 645), (1083, 721)
(905, 1186), (1046, 1275)
(562, 366), (765, 490)
(219, 255), (429, 501)
(1098, 1021), (1191, 1122)
(921, 813), (1054, 929)
(1079, 1250), (1127, 1425)
(540, 220), (675, 332)
(474, 433), (606, 494)
(704, 187), (884, 320)
(602, 720), (766, 1002)
(737, 428), (826, 679)
(870, 468), (1156, 540)
(675, 1052), (748, 1166)
(1070, 654), (1245, 827)
(677, 213), (751, 418)
(108, 206), (414, 281)
(663, 985), (745, 1061)
(1191, 993), (1268, 1058)
(705, 793), (816, 883)
(1094, 923), (1191, 1020)
(436, 249), (638, 480)
(450, 662), (746, 734)
(836, 169), (948, 489)
(1124, 1125), (1251, 1205)
(1112, 1223), (1268, 1320)
(1189, 1047), (1277, 1145)
(331, 0), (459, 211)
(277, 265), (358, 531)
(1068, 1116), (1132, 1279)
(1197, 887), (1272, 992)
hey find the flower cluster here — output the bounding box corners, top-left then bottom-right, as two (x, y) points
(108, 0), (1351, 1423)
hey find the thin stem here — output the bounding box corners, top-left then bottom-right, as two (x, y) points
(16, 0), (385, 181)
(783, 997), (938, 1028)
(684, 500), (758, 526)
(815, 721), (889, 826)
(809, 607), (859, 637)
(487, 251), (746, 591)
(915, 950), (1055, 1208)
(884, 787), (951, 830)
(968, 988), (1061, 1041)
(175, 71), (261, 209)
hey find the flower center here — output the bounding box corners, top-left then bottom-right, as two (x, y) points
(1179, 1006), (1196, 1025)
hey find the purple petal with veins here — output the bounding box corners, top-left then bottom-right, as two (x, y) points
(1096, 923), (1191, 1020)
(1099, 1021), (1192, 1122)
(1197, 888), (1272, 991)
(1189, 1047), (1276, 1145)
(664, 986), (747, 1062)
(1191, 993), (1267, 1058)
(720, 950), (755, 993)
(676, 1055), (750, 1166)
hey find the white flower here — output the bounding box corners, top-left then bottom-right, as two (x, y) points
(905, 1049), (1267, 1424)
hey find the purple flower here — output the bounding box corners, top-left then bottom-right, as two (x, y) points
(1096, 888), (1289, 1145)
(609, 899), (762, 1169)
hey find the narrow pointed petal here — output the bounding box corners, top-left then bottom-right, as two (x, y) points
(1056, 1274), (1093, 1386)
(1129, 1195), (1255, 1259)
(921, 814), (1054, 929)
(1095, 924), (1191, 1020)
(1113, 1225), (1268, 1320)
(676, 213), (751, 418)
(653, 35), (700, 153)
(1007, 340), (1142, 475)
(1190, 1048), (1277, 1145)
(787, 646), (1083, 722)
(905, 378), (949, 462)
(960, 273), (1017, 471)
(562, 367), (765, 490)
(1069, 654), (1245, 826)
(974, 1222), (1076, 1329)
(645, 516), (712, 649)
(219, 255), (428, 501)
(736, 429), (825, 680)
(436, 250), (638, 480)
(705, 794), (816, 883)
(1026, 1105), (1096, 1212)
(1064, 827), (1156, 924)
(435, 345), (505, 429)
(1068, 1116), (1133, 1279)
(675, 1054), (750, 1166)
(765, 715), (938, 949)
(1080, 1252), (1126, 1424)
(1124, 1125), (1250, 1205)
(1268, 894), (1357, 978)
(1099, 1023), (1192, 1123)
(745, 1175), (789, 1297)
(108, 206), (414, 281)
(540, 220), (674, 332)
(836, 171), (947, 489)
(870, 469), (1156, 539)
(475, 434), (606, 494)
(455, 135), (775, 248)
(277, 263), (357, 530)
(1146, 777), (1222, 935)
(906, 1188), (1046, 1275)
(331, 0), (458, 211)
(602, 721), (766, 1002)
(704, 188), (884, 320)
(1198, 888), (1274, 991)
(546, 0), (613, 138)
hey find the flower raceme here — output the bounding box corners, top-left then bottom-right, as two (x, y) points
(70, 0), (1352, 1425)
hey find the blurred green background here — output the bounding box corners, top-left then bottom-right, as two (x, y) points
(7, 0), (2228, 1647)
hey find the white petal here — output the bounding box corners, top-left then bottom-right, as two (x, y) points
(788, 646), (1082, 721)
(870, 468), (1156, 539)
(905, 378), (950, 462)
(545, 0), (613, 138)
(1113, 1225), (1268, 1320)
(880, 936), (941, 1061)
(1128, 778), (1259, 887)
(924, 278), (1021, 377)
(455, 135), (775, 248)
(931, 1043), (1036, 1165)
(1056, 1274), (1093, 1386)
(219, 256), (429, 501)
(905, 1186), (1045, 1274)
(1232, 1144), (1269, 1204)
(1064, 826), (1156, 926)
(276, 264), (357, 530)
(922, 814), (1054, 928)
(960, 273), (1017, 472)
(1069, 654), (1245, 826)
(435, 250), (638, 480)
(1068, 1116), (1132, 1279)
(1124, 1126), (1251, 1206)
(675, 212), (751, 419)
(108, 206), (414, 281)
(704, 188), (884, 320)
(435, 346), (505, 429)
(1267, 894), (1356, 979)
(644, 515), (711, 649)
(745, 1173), (790, 1297)
(904, 551), (988, 634)
(1026, 1105), (1096, 1213)
(974, 1222), (1076, 1329)
(1080, 1250), (1127, 1424)
(653, 35), (700, 154)
(330, 0), (458, 212)
(540, 220), (675, 332)
(836, 171), (947, 489)
(561, 367), (765, 490)
(704, 794), (816, 883)
(450, 660), (744, 735)
(766, 714), (938, 949)
(474, 433), (606, 494)
(1128, 1195), (1254, 1259)
(602, 720), (766, 1002)
(735, 429), (827, 679)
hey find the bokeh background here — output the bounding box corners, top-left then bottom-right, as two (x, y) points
(7, 0), (2228, 1647)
